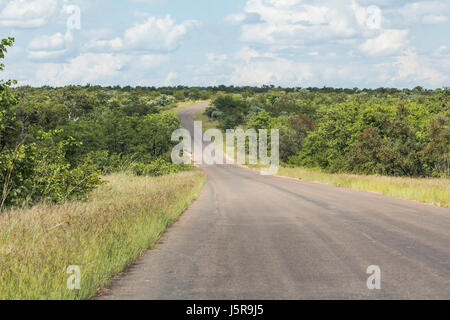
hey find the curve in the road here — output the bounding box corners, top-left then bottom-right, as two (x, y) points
(98, 103), (450, 300)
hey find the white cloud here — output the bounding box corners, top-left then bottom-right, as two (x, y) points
(359, 29), (409, 56)
(137, 54), (169, 69)
(84, 38), (124, 52)
(391, 50), (446, 86)
(234, 46), (275, 63)
(206, 53), (227, 65)
(28, 31), (74, 60)
(400, 1), (450, 25)
(230, 57), (314, 86)
(86, 15), (199, 52)
(235, 46), (260, 62)
(224, 13), (247, 24)
(28, 49), (66, 60)
(164, 71), (177, 86)
(0, 0), (58, 28)
(238, 0), (344, 44)
(34, 53), (131, 86)
(434, 45), (450, 57)
(32, 51), (170, 86)
(124, 15), (198, 51)
(422, 15), (448, 24)
(1, 0), (448, 88)
(228, 0), (389, 47)
(28, 31), (73, 50)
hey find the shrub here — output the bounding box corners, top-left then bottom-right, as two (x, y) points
(1, 130), (102, 208)
(211, 111), (223, 120)
(205, 106), (218, 117)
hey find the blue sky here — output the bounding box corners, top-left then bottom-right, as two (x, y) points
(1, 0), (449, 88)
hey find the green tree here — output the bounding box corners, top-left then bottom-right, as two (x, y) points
(1, 38), (101, 209)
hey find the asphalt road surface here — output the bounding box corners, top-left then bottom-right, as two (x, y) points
(98, 103), (450, 300)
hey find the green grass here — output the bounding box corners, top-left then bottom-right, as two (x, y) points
(0, 169), (205, 300)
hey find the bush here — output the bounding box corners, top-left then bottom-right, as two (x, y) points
(205, 106), (218, 117)
(212, 94), (249, 129)
(1, 130), (102, 208)
(211, 111), (223, 120)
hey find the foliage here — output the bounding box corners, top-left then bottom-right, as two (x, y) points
(0, 38), (189, 210)
(205, 90), (449, 177)
(0, 130), (102, 208)
(211, 94), (249, 130)
(2, 33), (449, 211)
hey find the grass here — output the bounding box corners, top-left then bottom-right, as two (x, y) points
(193, 108), (220, 132)
(0, 169), (205, 300)
(249, 165), (450, 208)
(164, 100), (210, 114)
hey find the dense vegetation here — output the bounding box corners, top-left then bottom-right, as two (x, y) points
(205, 88), (449, 178)
(2, 36), (449, 210)
(1, 39), (196, 210)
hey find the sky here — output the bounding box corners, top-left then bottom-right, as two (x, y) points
(0, 0), (449, 88)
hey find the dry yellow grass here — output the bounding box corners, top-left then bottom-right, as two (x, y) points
(248, 165), (449, 208)
(0, 170), (205, 300)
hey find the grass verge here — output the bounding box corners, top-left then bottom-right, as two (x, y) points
(0, 169), (205, 300)
(249, 165), (450, 208)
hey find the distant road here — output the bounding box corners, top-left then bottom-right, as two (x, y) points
(99, 102), (450, 300)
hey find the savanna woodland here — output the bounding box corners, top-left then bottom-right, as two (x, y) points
(206, 82), (449, 178)
(2, 37), (450, 210)
(0, 37), (449, 299)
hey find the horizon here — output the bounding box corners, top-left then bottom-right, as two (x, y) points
(10, 84), (450, 90)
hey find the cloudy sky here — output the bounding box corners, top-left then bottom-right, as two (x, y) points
(1, 0), (449, 88)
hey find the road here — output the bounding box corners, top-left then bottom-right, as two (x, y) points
(98, 103), (450, 300)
